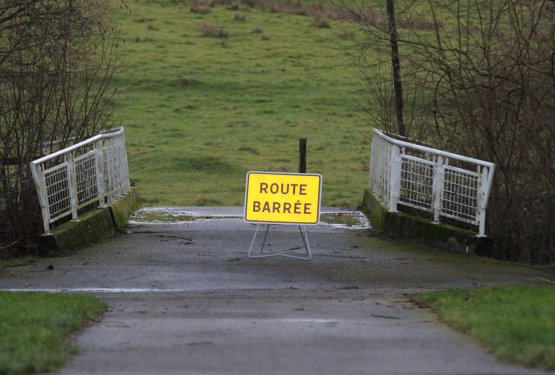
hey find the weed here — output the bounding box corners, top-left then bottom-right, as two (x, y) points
(225, 120), (251, 128)
(312, 14), (331, 28)
(190, 4), (212, 14)
(238, 146), (260, 155)
(176, 76), (202, 86)
(134, 36), (154, 43)
(200, 22), (229, 38)
(172, 156), (242, 174)
(338, 29), (354, 40)
(196, 196), (224, 206)
(134, 17), (156, 23)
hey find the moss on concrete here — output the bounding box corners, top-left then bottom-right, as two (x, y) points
(37, 188), (141, 255)
(38, 209), (116, 256)
(109, 188), (142, 231)
(361, 188), (494, 256)
(361, 189), (388, 232)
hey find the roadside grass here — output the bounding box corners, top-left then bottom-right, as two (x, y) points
(113, 0), (368, 207)
(0, 292), (106, 375)
(412, 285), (555, 370)
(0, 257), (37, 269)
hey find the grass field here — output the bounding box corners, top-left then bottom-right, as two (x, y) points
(112, 0), (368, 207)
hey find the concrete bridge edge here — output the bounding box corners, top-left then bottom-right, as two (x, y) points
(361, 188), (494, 256)
(37, 189), (140, 256)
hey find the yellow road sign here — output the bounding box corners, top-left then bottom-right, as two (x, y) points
(244, 171), (322, 225)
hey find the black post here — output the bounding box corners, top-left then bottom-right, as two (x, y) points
(299, 138), (307, 173)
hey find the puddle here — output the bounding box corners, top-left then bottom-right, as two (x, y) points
(129, 207), (371, 230)
(129, 211), (196, 223)
(129, 207), (241, 224)
(320, 211), (370, 230)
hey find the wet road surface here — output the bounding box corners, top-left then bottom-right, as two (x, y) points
(1, 207), (553, 375)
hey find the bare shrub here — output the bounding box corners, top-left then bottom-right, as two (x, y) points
(199, 0), (350, 20)
(190, 2), (212, 14)
(134, 17), (156, 23)
(305, 2), (327, 17)
(265, 0), (280, 13)
(0, 0), (119, 254)
(417, 1), (555, 262)
(344, 0), (555, 262)
(312, 14), (331, 28)
(233, 14), (246, 21)
(338, 29), (354, 40)
(200, 22), (229, 38)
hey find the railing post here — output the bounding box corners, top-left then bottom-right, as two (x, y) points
(109, 138), (117, 203)
(368, 139), (375, 191)
(389, 145), (401, 212)
(369, 137), (380, 199)
(30, 163), (51, 235)
(120, 131), (131, 192)
(67, 153), (79, 221)
(432, 155), (445, 224)
(477, 166), (488, 237)
(369, 137), (379, 197)
(113, 137), (121, 198)
(96, 140), (106, 207)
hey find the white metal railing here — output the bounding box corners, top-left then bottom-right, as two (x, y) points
(369, 129), (495, 237)
(30, 127), (131, 234)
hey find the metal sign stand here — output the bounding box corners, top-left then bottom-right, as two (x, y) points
(248, 224), (311, 261)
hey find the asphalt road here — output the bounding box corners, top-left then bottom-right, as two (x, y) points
(1, 207), (553, 375)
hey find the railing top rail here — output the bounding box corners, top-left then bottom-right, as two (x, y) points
(31, 127), (124, 166)
(373, 128), (495, 168)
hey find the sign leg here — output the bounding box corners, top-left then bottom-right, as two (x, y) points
(248, 224), (261, 259)
(248, 224), (311, 261)
(299, 225), (312, 260)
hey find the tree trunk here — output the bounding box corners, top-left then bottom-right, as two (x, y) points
(386, 0), (406, 136)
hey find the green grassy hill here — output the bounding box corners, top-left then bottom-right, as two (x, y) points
(112, 0), (368, 207)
